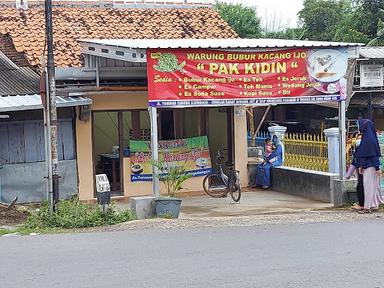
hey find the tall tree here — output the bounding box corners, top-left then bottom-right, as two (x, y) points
(264, 27), (306, 40)
(354, 0), (384, 39)
(215, 2), (262, 38)
(298, 0), (349, 41)
(298, 0), (384, 44)
(332, 5), (371, 43)
(368, 19), (384, 46)
(351, 0), (384, 45)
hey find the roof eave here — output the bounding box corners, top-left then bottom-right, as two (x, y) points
(78, 38), (365, 50)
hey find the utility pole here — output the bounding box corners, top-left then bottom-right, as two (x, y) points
(45, 0), (59, 210)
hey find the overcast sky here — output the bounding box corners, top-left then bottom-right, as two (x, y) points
(214, 0), (304, 30)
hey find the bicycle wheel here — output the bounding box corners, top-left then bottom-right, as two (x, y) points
(203, 174), (227, 198)
(230, 171), (241, 202)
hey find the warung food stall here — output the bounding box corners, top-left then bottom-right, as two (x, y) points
(76, 38), (360, 200)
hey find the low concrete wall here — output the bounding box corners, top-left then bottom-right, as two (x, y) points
(0, 160), (78, 203)
(270, 166), (338, 203)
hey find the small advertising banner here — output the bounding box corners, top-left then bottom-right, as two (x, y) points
(147, 48), (349, 107)
(129, 136), (212, 182)
(377, 132), (384, 189)
(360, 64), (383, 88)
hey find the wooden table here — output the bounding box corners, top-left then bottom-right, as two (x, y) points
(99, 153), (120, 192)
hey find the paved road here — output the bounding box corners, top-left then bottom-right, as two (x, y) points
(1, 219), (384, 288)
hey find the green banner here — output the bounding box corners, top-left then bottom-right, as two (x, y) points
(129, 136), (212, 182)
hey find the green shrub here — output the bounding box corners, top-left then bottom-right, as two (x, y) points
(152, 160), (192, 197)
(25, 198), (134, 229)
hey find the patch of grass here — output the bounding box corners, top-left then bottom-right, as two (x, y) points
(158, 213), (174, 219)
(0, 227), (65, 236)
(0, 228), (11, 236)
(16, 227), (65, 235)
(25, 197), (135, 229)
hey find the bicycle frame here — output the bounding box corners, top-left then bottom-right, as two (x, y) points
(214, 149), (230, 188)
(218, 162), (229, 188)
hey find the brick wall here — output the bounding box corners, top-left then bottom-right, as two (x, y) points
(0, 34), (31, 68)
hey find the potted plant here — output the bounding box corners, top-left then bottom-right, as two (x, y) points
(152, 160), (191, 218)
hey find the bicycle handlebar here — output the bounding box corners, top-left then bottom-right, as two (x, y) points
(216, 148), (229, 164)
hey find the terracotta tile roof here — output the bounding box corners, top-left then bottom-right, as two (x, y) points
(0, 7), (238, 68)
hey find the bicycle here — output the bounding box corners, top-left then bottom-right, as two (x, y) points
(202, 148), (241, 202)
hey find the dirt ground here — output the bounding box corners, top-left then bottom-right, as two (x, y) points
(0, 206), (28, 226)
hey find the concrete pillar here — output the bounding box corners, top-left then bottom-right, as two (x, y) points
(76, 110), (95, 201)
(324, 127), (340, 174)
(268, 125), (287, 164)
(234, 106), (248, 187)
(268, 125), (287, 140)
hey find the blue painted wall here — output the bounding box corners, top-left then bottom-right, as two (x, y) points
(0, 119), (75, 164)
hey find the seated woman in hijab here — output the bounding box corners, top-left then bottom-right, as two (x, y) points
(255, 133), (284, 189)
(357, 119), (384, 213)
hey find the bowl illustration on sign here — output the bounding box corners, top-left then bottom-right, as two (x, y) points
(307, 49), (348, 83)
(153, 53), (186, 73)
(131, 163), (143, 175)
(195, 157), (209, 168)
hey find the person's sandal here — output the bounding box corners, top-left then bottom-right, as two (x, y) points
(351, 204), (363, 211)
(358, 209), (371, 214)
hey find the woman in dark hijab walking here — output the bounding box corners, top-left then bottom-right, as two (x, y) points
(357, 119), (384, 213)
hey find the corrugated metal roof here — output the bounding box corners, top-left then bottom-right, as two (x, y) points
(350, 91), (384, 107)
(359, 47), (384, 59)
(0, 94), (92, 112)
(79, 38), (363, 49)
(0, 52), (40, 96)
(0, 51), (18, 70)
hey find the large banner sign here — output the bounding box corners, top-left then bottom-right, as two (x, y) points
(129, 136), (212, 182)
(147, 48), (348, 107)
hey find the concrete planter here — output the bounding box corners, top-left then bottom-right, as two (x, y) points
(129, 196), (155, 219)
(154, 197), (182, 219)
